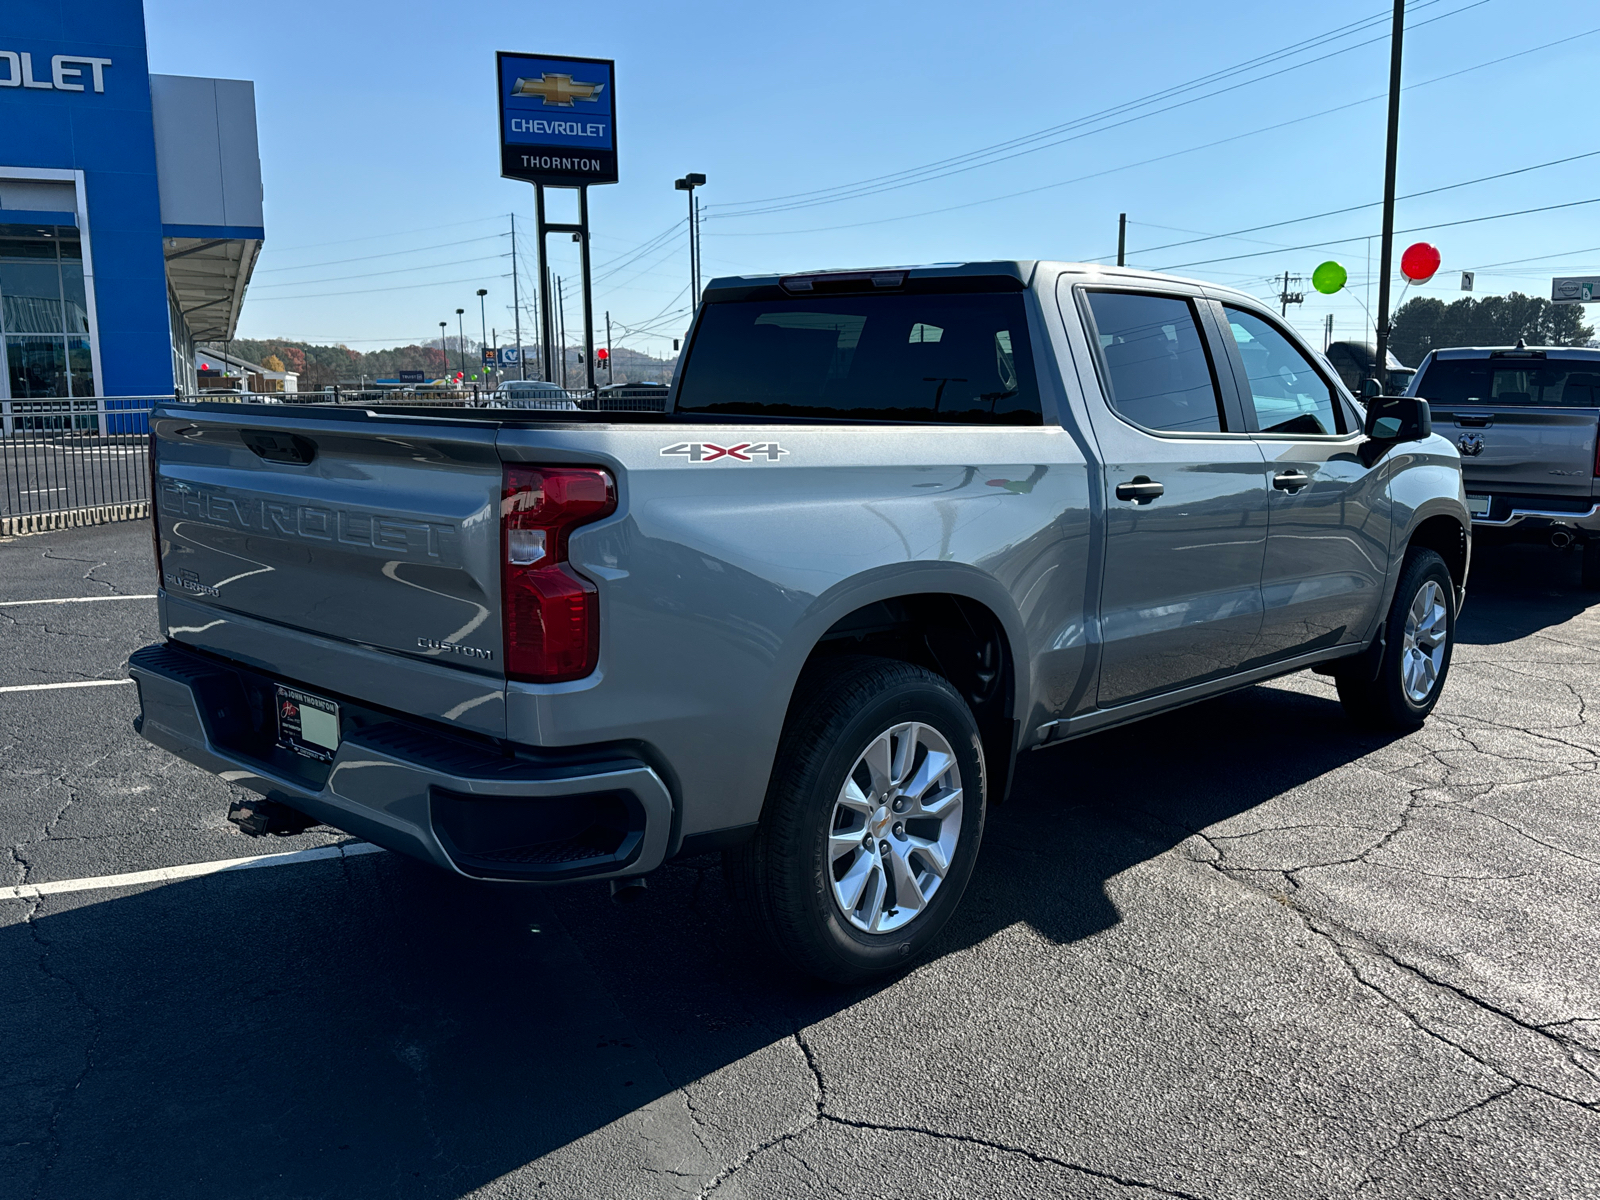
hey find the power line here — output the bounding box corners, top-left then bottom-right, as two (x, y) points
(1158, 196), (1600, 271)
(1115, 146), (1600, 262)
(706, 21), (1595, 240)
(711, 0), (1466, 215)
(264, 215), (507, 256)
(253, 233), (506, 274)
(710, 0), (1485, 218)
(250, 253), (509, 289)
(246, 273), (513, 302)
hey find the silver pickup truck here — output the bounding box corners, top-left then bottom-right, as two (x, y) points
(131, 261), (1468, 982)
(1405, 345), (1600, 589)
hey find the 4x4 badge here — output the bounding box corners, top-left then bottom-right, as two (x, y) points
(661, 442), (788, 463)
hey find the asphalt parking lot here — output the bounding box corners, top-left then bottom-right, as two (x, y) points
(3, 522), (1598, 1200)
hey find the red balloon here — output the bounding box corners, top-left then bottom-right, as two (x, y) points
(1401, 242), (1441, 282)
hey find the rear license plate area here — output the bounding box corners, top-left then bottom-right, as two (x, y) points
(1466, 494), (1491, 517)
(275, 686), (341, 761)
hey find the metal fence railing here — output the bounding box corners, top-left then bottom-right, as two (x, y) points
(0, 386), (675, 535)
(0, 398), (154, 535)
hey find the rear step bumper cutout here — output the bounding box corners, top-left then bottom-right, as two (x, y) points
(128, 642), (673, 882)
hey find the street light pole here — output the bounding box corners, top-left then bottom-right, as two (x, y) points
(455, 308), (466, 379)
(438, 321), (447, 378)
(1373, 0), (1406, 392)
(674, 172), (706, 309)
(477, 289), (489, 384)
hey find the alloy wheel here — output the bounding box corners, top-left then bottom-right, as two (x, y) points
(1401, 579), (1449, 705)
(826, 721), (964, 935)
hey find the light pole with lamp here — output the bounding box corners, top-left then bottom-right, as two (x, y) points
(674, 172), (706, 309)
(455, 308), (466, 380)
(476, 288), (490, 386)
(439, 321), (447, 381)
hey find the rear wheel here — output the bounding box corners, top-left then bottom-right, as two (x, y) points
(1582, 540), (1600, 592)
(724, 656), (986, 984)
(1336, 549), (1455, 730)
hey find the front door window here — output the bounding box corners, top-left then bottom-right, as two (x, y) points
(1224, 307), (1340, 436)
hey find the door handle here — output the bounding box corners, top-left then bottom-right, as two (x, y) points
(1273, 471), (1311, 492)
(1457, 415), (1493, 427)
(1114, 477), (1164, 504)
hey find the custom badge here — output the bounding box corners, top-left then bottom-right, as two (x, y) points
(660, 442), (788, 463)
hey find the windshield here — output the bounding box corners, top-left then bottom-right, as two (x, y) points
(675, 291), (1042, 423)
(1416, 358), (1600, 407)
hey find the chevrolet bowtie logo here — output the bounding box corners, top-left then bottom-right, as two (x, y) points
(512, 73), (605, 106)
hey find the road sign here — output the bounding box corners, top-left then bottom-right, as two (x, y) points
(482, 348), (497, 364)
(499, 346), (521, 365)
(398, 370), (424, 383)
(497, 52), (617, 187)
(1460, 271), (1474, 292)
(1553, 276), (1600, 304)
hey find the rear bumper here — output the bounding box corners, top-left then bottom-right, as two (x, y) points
(1472, 501), (1600, 537)
(128, 642), (673, 883)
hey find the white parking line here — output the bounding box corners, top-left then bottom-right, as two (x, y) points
(0, 679), (135, 694)
(0, 595), (158, 607)
(0, 842), (386, 901)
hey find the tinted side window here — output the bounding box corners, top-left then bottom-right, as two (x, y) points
(675, 292), (1041, 424)
(1416, 358), (1600, 407)
(1083, 291), (1224, 434)
(1224, 307), (1343, 435)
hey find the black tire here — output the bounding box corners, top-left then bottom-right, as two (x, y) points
(1582, 541), (1600, 593)
(1336, 548), (1455, 730)
(724, 655), (987, 985)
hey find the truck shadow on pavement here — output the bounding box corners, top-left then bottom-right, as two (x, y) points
(1454, 542), (1595, 645)
(6, 681), (1408, 1198)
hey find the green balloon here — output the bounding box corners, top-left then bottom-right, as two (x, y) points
(1312, 261), (1348, 295)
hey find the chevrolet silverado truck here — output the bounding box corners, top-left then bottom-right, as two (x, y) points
(131, 262), (1468, 982)
(1405, 344), (1600, 589)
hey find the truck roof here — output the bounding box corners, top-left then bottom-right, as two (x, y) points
(1424, 345), (1600, 360)
(701, 260), (1268, 309)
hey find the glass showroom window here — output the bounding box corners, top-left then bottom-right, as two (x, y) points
(1, 236), (95, 399)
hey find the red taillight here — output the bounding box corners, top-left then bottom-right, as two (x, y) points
(501, 466), (616, 683)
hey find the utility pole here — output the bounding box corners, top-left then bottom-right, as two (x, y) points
(1117, 213), (1127, 267)
(510, 214), (525, 381)
(1278, 271), (1304, 318)
(1373, 0), (1406, 392)
(556, 275), (567, 390)
(1324, 313), (1335, 353)
(605, 310), (613, 380)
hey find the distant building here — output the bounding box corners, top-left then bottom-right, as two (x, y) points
(195, 346), (296, 394)
(1, 0), (264, 403)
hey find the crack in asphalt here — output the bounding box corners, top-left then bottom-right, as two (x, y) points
(698, 1027), (1216, 1199)
(20, 895), (105, 1200)
(1350, 1085), (1520, 1196)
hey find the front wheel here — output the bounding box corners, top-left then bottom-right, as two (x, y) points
(724, 656), (986, 984)
(1337, 548), (1455, 730)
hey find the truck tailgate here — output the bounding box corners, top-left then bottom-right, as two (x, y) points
(1430, 403), (1599, 499)
(151, 404), (508, 734)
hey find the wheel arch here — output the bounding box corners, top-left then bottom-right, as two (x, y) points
(779, 564), (1029, 806)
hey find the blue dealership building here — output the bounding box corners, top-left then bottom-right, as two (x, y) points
(1, 0), (263, 401)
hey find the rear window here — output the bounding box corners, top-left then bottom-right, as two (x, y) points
(675, 293), (1042, 424)
(1416, 358), (1600, 407)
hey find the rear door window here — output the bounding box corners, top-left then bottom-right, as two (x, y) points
(1082, 291), (1225, 433)
(1222, 307), (1345, 436)
(1415, 358), (1600, 407)
(674, 292), (1041, 423)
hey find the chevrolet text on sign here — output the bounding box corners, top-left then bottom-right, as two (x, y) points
(496, 52), (617, 187)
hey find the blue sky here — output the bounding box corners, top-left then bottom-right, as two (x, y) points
(144, 0), (1600, 362)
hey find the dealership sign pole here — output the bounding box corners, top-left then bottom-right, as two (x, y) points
(497, 52), (617, 391)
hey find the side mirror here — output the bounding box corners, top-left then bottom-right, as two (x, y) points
(1363, 395), (1431, 443)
